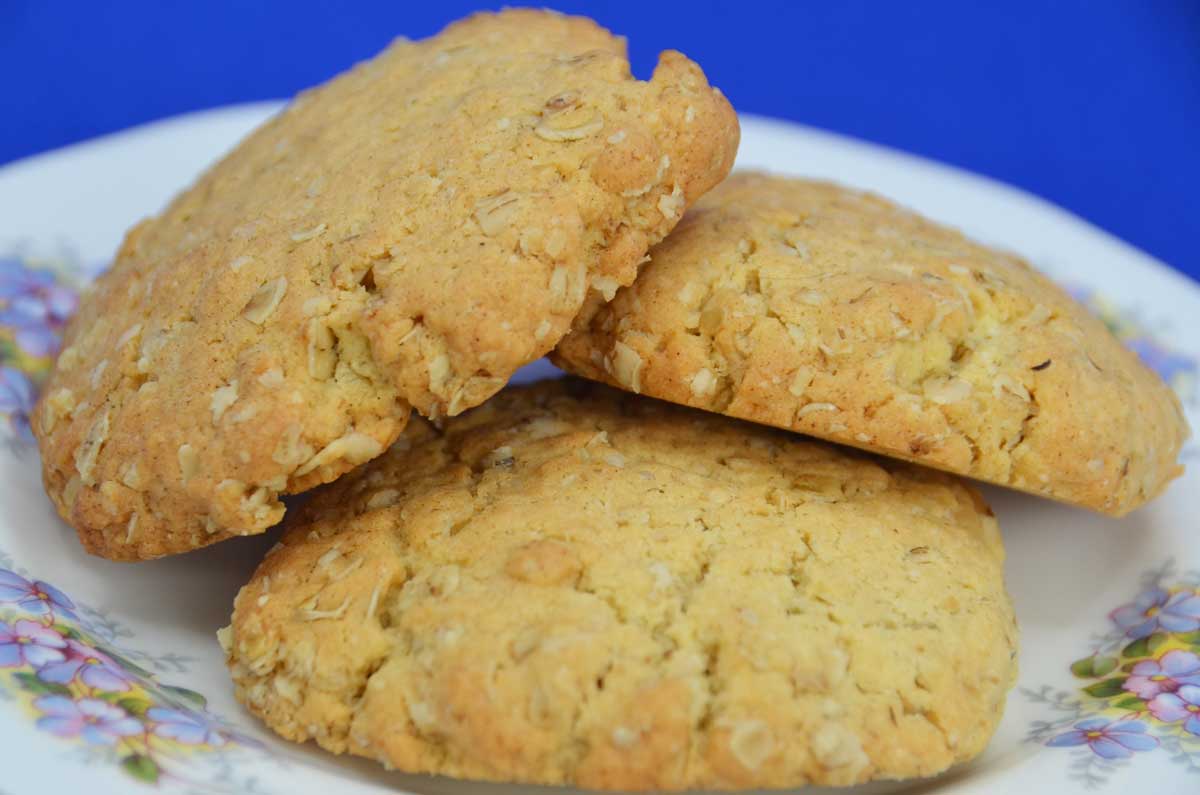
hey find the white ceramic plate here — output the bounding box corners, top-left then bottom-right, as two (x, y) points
(0, 103), (1197, 794)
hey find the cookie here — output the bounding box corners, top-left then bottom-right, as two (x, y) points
(33, 9), (739, 559)
(554, 173), (1189, 515)
(223, 379), (1017, 789)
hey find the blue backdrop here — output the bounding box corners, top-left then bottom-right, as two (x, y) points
(3, 1), (1197, 281)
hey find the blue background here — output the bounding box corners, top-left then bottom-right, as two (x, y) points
(3, 1), (1197, 281)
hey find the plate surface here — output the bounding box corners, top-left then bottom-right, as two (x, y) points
(0, 104), (1197, 794)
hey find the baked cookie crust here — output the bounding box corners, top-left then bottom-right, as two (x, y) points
(225, 380), (1017, 789)
(33, 10), (738, 559)
(555, 173), (1189, 515)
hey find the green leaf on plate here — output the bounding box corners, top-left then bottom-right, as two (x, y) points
(1113, 696), (1146, 710)
(117, 697), (153, 718)
(1070, 657), (1097, 678)
(14, 672), (72, 697)
(1071, 656), (1119, 678)
(53, 624), (81, 641)
(161, 684), (207, 709)
(1178, 630), (1200, 646)
(104, 649), (154, 680)
(1083, 677), (1128, 698)
(1147, 632), (1168, 653)
(1122, 637), (1152, 659)
(120, 754), (160, 784)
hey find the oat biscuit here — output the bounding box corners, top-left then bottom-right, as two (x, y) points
(33, 10), (739, 559)
(554, 173), (1189, 515)
(224, 380), (1017, 789)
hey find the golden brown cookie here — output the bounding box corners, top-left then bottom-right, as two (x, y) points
(33, 9), (739, 559)
(223, 379), (1017, 789)
(554, 173), (1189, 515)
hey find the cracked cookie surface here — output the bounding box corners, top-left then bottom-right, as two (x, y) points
(224, 379), (1016, 789)
(554, 173), (1189, 515)
(32, 9), (739, 560)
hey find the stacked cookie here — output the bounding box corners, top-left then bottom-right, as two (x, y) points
(31, 9), (1188, 791)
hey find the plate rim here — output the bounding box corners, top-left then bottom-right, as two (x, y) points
(0, 102), (1196, 795)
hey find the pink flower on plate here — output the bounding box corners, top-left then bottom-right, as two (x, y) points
(34, 695), (142, 745)
(37, 639), (133, 692)
(0, 257), (77, 357)
(0, 619), (66, 668)
(1125, 649), (1200, 700)
(1148, 685), (1200, 736)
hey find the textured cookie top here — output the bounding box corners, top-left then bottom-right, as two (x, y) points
(225, 380), (1016, 790)
(555, 173), (1190, 515)
(33, 9), (739, 559)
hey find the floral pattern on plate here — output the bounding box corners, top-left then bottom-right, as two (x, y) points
(1026, 560), (1200, 788)
(0, 255), (79, 447)
(0, 547), (272, 789)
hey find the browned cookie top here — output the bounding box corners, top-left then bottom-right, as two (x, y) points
(33, 9), (739, 559)
(225, 380), (1016, 789)
(555, 173), (1189, 515)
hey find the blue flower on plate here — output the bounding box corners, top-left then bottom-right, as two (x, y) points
(34, 695), (142, 745)
(1110, 587), (1200, 639)
(0, 366), (36, 443)
(0, 567), (77, 618)
(1047, 718), (1158, 759)
(147, 707), (229, 746)
(0, 619), (67, 668)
